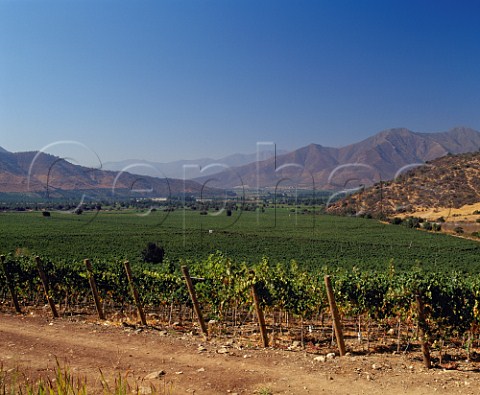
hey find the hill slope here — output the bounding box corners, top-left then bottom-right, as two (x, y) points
(326, 151), (480, 217)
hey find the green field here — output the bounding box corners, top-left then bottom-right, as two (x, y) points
(1, 208), (480, 272)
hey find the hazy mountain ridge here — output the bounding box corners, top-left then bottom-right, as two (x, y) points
(326, 150), (480, 217)
(102, 150), (284, 179)
(0, 149), (207, 198)
(195, 127), (480, 189)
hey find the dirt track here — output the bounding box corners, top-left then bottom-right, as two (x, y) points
(1, 312), (479, 394)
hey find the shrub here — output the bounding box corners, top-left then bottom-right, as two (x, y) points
(432, 223), (442, 232)
(390, 217), (403, 225)
(422, 222), (433, 231)
(141, 242), (165, 264)
(404, 217), (421, 228)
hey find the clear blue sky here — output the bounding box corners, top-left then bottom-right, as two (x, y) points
(1, 0), (480, 165)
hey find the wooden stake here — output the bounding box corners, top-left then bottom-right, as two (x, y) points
(123, 260), (147, 326)
(84, 259), (105, 320)
(416, 293), (432, 369)
(251, 283), (269, 347)
(181, 265), (208, 337)
(397, 315), (402, 353)
(1, 255), (22, 314)
(35, 256), (59, 318)
(324, 275), (346, 356)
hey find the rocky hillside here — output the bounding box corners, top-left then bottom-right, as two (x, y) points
(327, 151), (480, 217)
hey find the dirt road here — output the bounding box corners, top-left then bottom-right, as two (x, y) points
(1, 313), (479, 394)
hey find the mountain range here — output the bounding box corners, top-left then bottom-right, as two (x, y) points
(0, 150), (208, 199)
(195, 127), (480, 190)
(1, 126), (480, 198)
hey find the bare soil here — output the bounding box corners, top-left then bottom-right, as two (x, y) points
(1, 312), (480, 395)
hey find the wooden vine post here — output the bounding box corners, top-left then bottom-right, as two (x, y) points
(181, 265), (208, 337)
(123, 260), (147, 325)
(84, 259), (105, 320)
(251, 282), (269, 347)
(35, 256), (59, 318)
(324, 275), (346, 356)
(1, 255), (22, 314)
(416, 293), (432, 369)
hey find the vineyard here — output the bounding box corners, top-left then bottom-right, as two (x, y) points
(1, 209), (480, 273)
(2, 252), (480, 367)
(3, 209), (480, 372)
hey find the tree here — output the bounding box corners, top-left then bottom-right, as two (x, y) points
(141, 242), (165, 264)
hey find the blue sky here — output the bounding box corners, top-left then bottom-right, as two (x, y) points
(1, 0), (480, 165)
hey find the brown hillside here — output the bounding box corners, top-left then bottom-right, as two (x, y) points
(327, 151), (480, 217)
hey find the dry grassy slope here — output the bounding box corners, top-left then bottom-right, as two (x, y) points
(327, 151), (480, 218)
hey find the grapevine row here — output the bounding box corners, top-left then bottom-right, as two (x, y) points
(1, 252), (480, 353)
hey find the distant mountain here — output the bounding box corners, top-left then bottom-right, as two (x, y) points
(194, 127), (480, 190)
(103, 150), (285, 179)
(3, 126), (480, 198)
(0, 149), (210, 199)
(326, 150), (480, 217)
